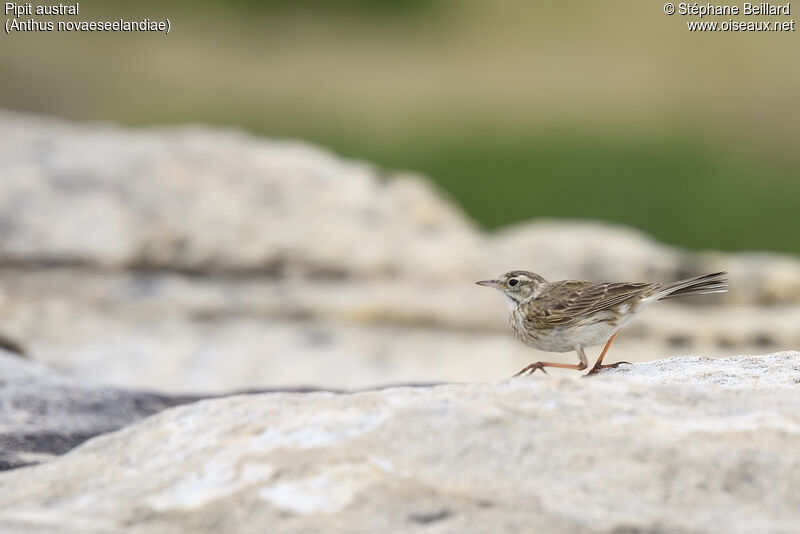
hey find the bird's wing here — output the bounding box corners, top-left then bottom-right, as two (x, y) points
(522, 280), (658, 327)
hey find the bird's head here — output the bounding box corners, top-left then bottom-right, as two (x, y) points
(476, 270), (547, 308)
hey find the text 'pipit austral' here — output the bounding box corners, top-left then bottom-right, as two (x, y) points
(477, 271), (728, 376)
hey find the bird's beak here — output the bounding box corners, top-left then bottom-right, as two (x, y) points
(476, 279), (504, 290)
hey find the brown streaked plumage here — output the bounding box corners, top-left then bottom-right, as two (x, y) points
(476, 271), (728, 376)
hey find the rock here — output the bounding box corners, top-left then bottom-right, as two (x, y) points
(486, 219), (685, 283)
(0, 350), (203, 471)
(489, 221), (800, 306)
(604, 350), (800, 387)
(0, 333), (26, 357)
(0, 352), (797, 533)
(0, 110), (482, 280)
(0, 349), (428, 471)
(694, 251), (800, 306)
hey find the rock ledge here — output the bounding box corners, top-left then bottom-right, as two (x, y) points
(0, 352), (797, 534)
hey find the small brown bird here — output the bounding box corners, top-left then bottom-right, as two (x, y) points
(477, 271), (727, 376)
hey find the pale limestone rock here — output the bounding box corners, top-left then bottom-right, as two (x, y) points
(0, 352), (797, 534)
(487, 219), (684, 282)
(0, 111), (482, 279)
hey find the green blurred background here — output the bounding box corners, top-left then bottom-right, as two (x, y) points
(2, 0), (798, 254)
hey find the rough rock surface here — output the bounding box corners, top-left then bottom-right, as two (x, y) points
(1, 111), (799, 393)
(0, 350), (425, 471)
(0, 352), (797, 534)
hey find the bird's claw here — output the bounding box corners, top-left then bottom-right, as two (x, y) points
(585, 361), (633, 376)
(512, 362), (549, 377)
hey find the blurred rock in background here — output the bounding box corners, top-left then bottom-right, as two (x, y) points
(1, 112), (798, 392)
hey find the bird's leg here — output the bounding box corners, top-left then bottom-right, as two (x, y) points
(585, 332), (631, 375)
(512, 346), (588, 377)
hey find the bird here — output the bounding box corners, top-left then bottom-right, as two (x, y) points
(476, 270), (727, 376)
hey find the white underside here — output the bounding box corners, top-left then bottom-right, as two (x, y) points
(515, 308), (640, 353)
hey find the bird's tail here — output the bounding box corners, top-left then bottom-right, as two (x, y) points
(651, 271), (728, 301)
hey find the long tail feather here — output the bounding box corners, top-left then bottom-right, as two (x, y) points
(654, 271), (728, 301)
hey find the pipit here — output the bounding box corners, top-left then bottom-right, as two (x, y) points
(477, 270), (727, 376)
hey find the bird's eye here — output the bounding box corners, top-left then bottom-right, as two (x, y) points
(508, 279), (519, 287)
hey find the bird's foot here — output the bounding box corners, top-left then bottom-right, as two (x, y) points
(512, 362), (549, 377)
(584, 361), (632, 376)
